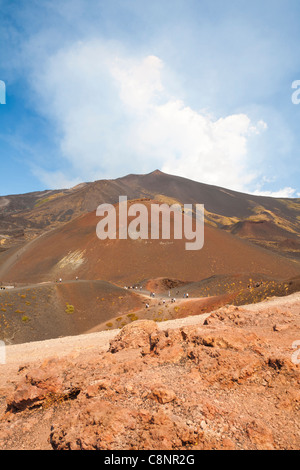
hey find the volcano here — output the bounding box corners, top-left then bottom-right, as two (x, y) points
(0, 171), (299, 344)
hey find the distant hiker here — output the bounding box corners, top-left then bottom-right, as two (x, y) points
(76, 276), (79, 281)
(59, 278), (62, 283)
(183, 293), (186, 298)
(186, 293), (189, 298)
(145, 303), (150, 308)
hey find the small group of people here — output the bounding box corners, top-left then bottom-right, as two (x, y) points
(124, 285), (143, 291)
(56, 276), (79, 283)
(160, 297), (176, 305)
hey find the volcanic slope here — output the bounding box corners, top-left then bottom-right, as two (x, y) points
(1, 199), (299, 287)
(1, 170), (300, 260)
(0, 280), (143, 345)
(88, 273), (300, 334)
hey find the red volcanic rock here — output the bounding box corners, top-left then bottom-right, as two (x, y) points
(148, 385), (177, 404)
(203, 305), (250, 327)
(150, 329), (185, 363)
(49, 400), (198, 450)
(246, 420), (274, 450)
(273, 324), (289, 332)
(109, 320), (158, 354)
(6, 359), (79, 413)
(0, 294), (299, 450)
(7, 383), (47, 412)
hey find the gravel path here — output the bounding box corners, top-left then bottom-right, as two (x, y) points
(3, 313), (211, 367)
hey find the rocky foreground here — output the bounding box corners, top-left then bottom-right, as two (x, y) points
(0, 294), (299, 450)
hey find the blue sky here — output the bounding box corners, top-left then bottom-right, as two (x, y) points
(0, 0), (299, 196)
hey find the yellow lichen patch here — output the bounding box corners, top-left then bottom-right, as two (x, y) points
(154, 194), (183, 208)
(204, 210), (239, 228)
(57, 250), (86, 270)
(34, 192), (65, 208)
(246, 205), (300, 234)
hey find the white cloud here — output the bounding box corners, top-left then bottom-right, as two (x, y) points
(251, 187), (299, 198)
(32, 167), (82, 190)
(110, 55), (164, 111)
(30, 39), (267, 192)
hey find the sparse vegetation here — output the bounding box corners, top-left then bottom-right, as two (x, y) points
(65, 303), (75, 314)
(127, 313), (139, 322)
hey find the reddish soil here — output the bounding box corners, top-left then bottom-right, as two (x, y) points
(0, 293), (299, 450)
(145, 278), (189, 293)
(231, 220), (297, 240)
(1, 200), (299, 286)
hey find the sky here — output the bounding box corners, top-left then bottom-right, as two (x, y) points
(0, 0), (300, 197)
